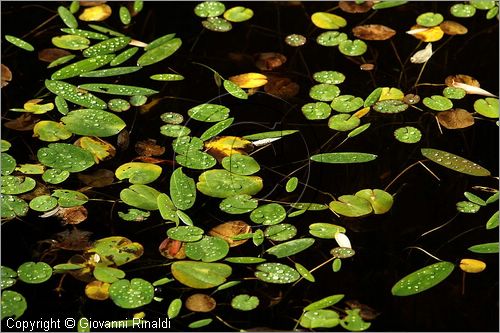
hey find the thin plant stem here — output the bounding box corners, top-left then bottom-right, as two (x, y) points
(390, 39), (407, 86)
(215, 315), (243, 331)
(419, 213), (459, 238)
(384, 160), (421, 191)
(413, 60), (429, 91)
(125, 263), (172, 273)
(418, 160), (440, 182)
(403, 246), (443, 261)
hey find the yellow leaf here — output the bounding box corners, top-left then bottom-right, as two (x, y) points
(407, 25), (444, 42)
(85, 280), (110, 300)
(75, 136), (116, 163)
(379, 87), (404, 101)
(79, 4), (112, 21)
(353, 107), (370, 118)
(24, 99), (54, 114)
(459, 258), (486, 273)
(205, 136), (253, 160)
(228, 73), (268, 89)
(311, 12), (347, 30)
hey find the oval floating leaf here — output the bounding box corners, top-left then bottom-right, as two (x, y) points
(137, 38), (182, 67)
(195, 1), (226, 17)
(5, 35), (34, 52)
(120, 184), (160, 210)
(264, 224), (297, 241)
(309, 84), (340, 102)
(197, 169), (263, 198)
(339, 39), (367, 56)
(17, 262), (52, 284)
(188, 104), (230, 122)
(61, 109), (126, 137)
(311, 12), (347, 29)
(52, 35), (90, 50)
(170, 167), (196, 210)
(1, 290), (27, 320)
(328, 114), (360, 131)
(171, 261), (232, 289)
(116, 162), (161, 184)
(310, 152), (377, 164)
(250, 203), (286, 225)
(421, 148), (490, 176)
(423, 95), (453, 111)
(330, 95), (364, 113)
(302, 102), (332, 120)
(223, 6), (254, 22)
(316, 31), (348, 46)
(473, 98), (499, 118)
(45, 80), (107, 109)
(391, 261), (454, 296)
(300, 310), (340, 329)
(185, 236), (230, 262)
(78, 83), (158, 96)
(468, 242), (498, 254)
(222, 154), (260, 175)
(219, 194), (258, 214)
(202, 17), (232, 32)
(266, 238), (315, 258)
(394, 126), (422, 144)
(416, 12), (444, 27)
(255, 263), (300, 284)
(373, 99), (408, 113)
(309, 223), (346, 239)
(329, 195), (373, 217)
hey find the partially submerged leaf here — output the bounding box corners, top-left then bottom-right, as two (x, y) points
(185, 294), (216, 312)
(45, 80), (107, 109)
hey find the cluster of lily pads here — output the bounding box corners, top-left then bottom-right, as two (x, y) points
(1, 0), (498, 331)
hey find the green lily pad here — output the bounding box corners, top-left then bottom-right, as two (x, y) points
(33, 121), (72, 142)
(195, 1), (226, 17)
(52, 35), (90, 50)
(1, 176), (36, 195)
(15, 164), (45, 175)
(231, 294), (259, 311)
(264, 224), (297, 241)
(464, 191), (486, 206)
(17, 262), (52, 284)
(391, 261), (455, 296)
(160, 124), (191, 138)
(176, 151), (217, 170)
(1, 195), (29, 219)
(309, 223), (346, 239)
(222, 154), (260, 175)
(468, 242), (498, 253)
(171, 261), (232, 289)
(219, 194), (258, 214)
(416, 12), (444, 27)
(285, 34), (307, 47)
(52, 189), (88, 207)
(332, 258), (342, 272)
(197, 169), (263, 198)
(243, 130), (298, 140)
(120, 184), (160, 210)
(202, 17), (233, 32)
(111, 47), (139, 66)
(78, 83), (158, 96)
(300, 310), (340, 329)
(450, 4), (477, 17)
(304, 294), (344, 311)
(316, 31), (348, 46)
(355, 189), (394, 214)
(93, 266), (126, 283)
(339, 39), (367, 56)
(486, 211), (499, 229)
(286, 177), (298, 192)
(51, 54), (114, 80)
(200, 118), (234, 141)
(119, 6), (131, 24)
(456, 201), (480, 213)
(45, 80), (107, 109)
(108, 98), (131, 112)
(223, 79), (248, 99)
(255, 263), (300, 284)
(58, 6), (78, 28)
(61, 109), (126, 137)
(161, 112), (184, 124)
(330, 95), (364, 113)
(328, 114), (361, 131)
(266, 238), (315, 258)
(423, 95), (453, 111)
(5, 34), (34, 51)
(188, 104), (230, 122)
(1, 153), (16, 176)
(188, 319), (213, 329)
(1, 140), (11, 152)
(109, 278), (154, 309)
(137, 38), (182, 67)
(421, 148), (491, 176)
(250, 203), (286, 225)
(348, 123), (371, 138)
(470, 0), (496, 10)
(150, 73), (184, 81)
(224, 6), (254, 22)
(29, 195), (58, 212)
(373, 99), (408, 113)
(90, 236), (144, 266)
(167, 225), (204, 242)
(60, 28), (107, 40)
(329, 195), (373, 217)
(129, 94), (147, 107)
(311, 12), (347, 29)
(474, 98), (499, 118)
(313, 71), (346, 84)
(118, 208), (151, 222)
(170, 167), (196, 210)
(185, 236), (230, 262)
(1, 290), (27, 320)
(394, 126), (422, 143)
(310, 152), (377, 164)
(173, 136), (203, 155)
(81, 66), (141, 78)
(443, 87), (466, 99)
(42, 168), (70, 184)
(167, 298), (182, 319)
(302, 102), (332, 120)
(115, 162), (162, 184)
(309, 84), (340, 102)
(1, 266), (17, 289)
(340, 309), (371, 331)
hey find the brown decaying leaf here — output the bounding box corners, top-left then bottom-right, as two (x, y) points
(1, 64), (12, 88)
(132, 156), (176, 165)
(263, 75), (300, 99)
(209, 220), (252, 247)
(445, 74), (479, 88)
(352, 24), (396, 41)
(117, 128), (130, 151)
(4, 113), (40, 131)
(85, 280), (110, 301)
(56, 206), (89, 225)
(185, 294), (217, 313)
(339, 1), (373, 13)
(403, 94), (420, 105)
(158, 238), (186, 259)
(38, 48), (72, 63)
(439, 21), (468, 35)
(436, 108), (475, 129)
(78, 169), (115, 188)
(135, 139), (165, 157)
(254, 52), (287, 71)
(68, 254), (95, 282)
(54, 229), (93, 251)
(360, 63), (375, 71)
(345, 300), (381, 320)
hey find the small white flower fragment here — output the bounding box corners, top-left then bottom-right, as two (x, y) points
(451, 82), (497, 97)
(410, 43), (433, 64)
(406, 27), (428, 35)
(251, 137), (282, 147)
(334, 232), (352, 249)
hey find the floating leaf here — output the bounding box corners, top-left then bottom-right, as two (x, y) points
(202, 17), (232, 32)
(161, 112), (184, 124)
(176, 151), (216, 170)
(52, 189), (88, 207)
(328, 114), (360, 131)
(352, 24), (396, 40)
(309, 84), (340, 102)
(316, 31), (348, 46)
(89, 236), (143, 266)
(286, 177), (298, 192)
(393, 126), (422, 144)
(300, 310), (340, 329)
(266, 238), (315, 258)
(436, 108), (474, 129)
(42, 168), (70, 184)
(423, 95), (453, 111)
(60, 28), (107, 40)
(167, 298), (182, 319)
(486, 211), (499, 229)
(5, 35), (34, 52)
(55, 96), (69, 115)
(450, 4), (476, 17)
(120, 184), (160, 210)
(109, 278), (154, 309)
(252, 229), (264, 246)
(243, 130), (298, 141)
(348, 123), (371, 138)
(264, 224), (297, 241)
(313, 71), (345, 84)
(108, 98), (131, 112)
(195, 1), (225, 17)
(330, 95), (364, 113)
(416, 12), (444, 27)
(443, 87), (466, 99)
(407, 25), (444, 42)
(209, 220), (252, 246)
(185, 293), (216, 312)
(310, 152), (377, 164)
(197, 169), (263, 198)
(188, 104), (230, 122)
(304, 294), (344, 311)
(150, 73), (184, 81)
(355, 189), (393, 214)
(456, 201), (480, 213)
(255, 263), (300, 284)
(372, 0), (408, 9)
(1, 195), (29, 219)
(79, 4), (112, 21)
(188, 319), (213, 329)
(58, 6), (78, 28)
(170, 167), (196, 210)
(486, 192), (499, 205)
(464, 192), (486, 206)
(81, 66), (141, 78)
(119, 6), (131, 25)
(38, 143), (95, 172)
(459, 258), (486, 273)
(223, 80), (248, 99)
(391, 261), (455, 296)
(137, 38), (182, 66)
(421, 148), (490, 176)
(111, 47), (139, 66)
(473, 98), (499, 118)
(88, 24), (125, 37)
(373, 99), (408, 113)
(223, 6), (254, 22)
(311, 12), (347, 29)
(115, 162), (162, 184)
(185, 236), (229, 262)
(486, 6), (499, 18)
(171, 261), (232, 289)
(1, 290), (27, 320)
(85, 280), (110, 301)
(52, 35), (90, 50)
(78, 83), (158, 96)
(17, 262), (52, 284)
(1, 266), (17, 289)
(219, 195), (258, 214)
(200, 118), (234, 141)
(329, 195), (372, 217)
(439, 20), (468, 35)
(285, 34), (307, 46)
(118, 208), (150, 222)
(340, 309), (371, 331)
(160, 124), (191, 138)
(222, 154), (260, 175)
(339, 39), (367, 56)
(45, 80), (107, 109)
(250, 203), (286, 225)
(75, 136), (116, 163)
(0, 176), (36, 195)
(61, 109), (126, 137)
(29, 195), (58, 212)
(94, 266), (126, 283)
(231, 294), (259, 311)
(468, 242), (498, 253)
(309, 223), (346, 239)
(167, 225), (204, 242)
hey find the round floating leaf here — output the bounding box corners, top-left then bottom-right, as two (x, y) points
(255, 263), (300, 284)
(471, 0), (496, 10)
(468, 242), (498, 253)
(185, 236), (230, 262)
(197, 169), (263, 198)
(330, 95), (364, 113)
(250, 203), (286, 225)
(78, 83), (158, 96)
(115, 162), (162, 184)
(379, 87), (404, 101)
(223, 80), (248, 100)
(264, 224), (297, 241)
(45, 80), (107, 109)
(5, 35), (34, 51)
(118, 208), (150, 222)
(486, 211), (499, 229)
(42, 168), (70, 184)
(89, 236), (144, 266)
(61, 109), (126, 137)
(176, 151), (217, 170)
(200, 118), (234, 141)
(222, 154), (260, 175)
(423, 95), (453, 111)
(329, 195), (373, 217)
(167, 298), (182, 319)
(286, 177), (298, 192)
(209, 221), (251, 247)
(310, 152), (377, 164)
(223, 6), (254, 22)
(109, 278), (154, 309)
(417, 12), (444, 27)
(188, 104), (230, 122)
(171, 261), (232, 289)
(160, 124), (191, 138)
(51, 54), (114, 80)
(120, 184), (160, 210)
(313, 71), (345, 84)
(304, 294), (344, 311)
(1, 266), (17, 289)
(1, 153), (16, 176)
(202, 17), (232, 32)
(33, 121), (72, 142)
(111, 47), (139, 66)
(188, 319), (213, 329)
(373, 99), (408, 113)
(443, 87), (466, 99)
(309, 223), (346, 239)
(266, 238), (315, 258)
(1, 290), (27, 320)
(173, 136), (203, 154)
(474, 98), (499, 118)
(167, 226), (204, 242)
(328, 114), (361, 131)
(316, 31), (348, 46)
(1, 195), (29, 219)
(17, 262), (52, 284)
(456, 201), (480, 213)
(150, 73), (184, 81)
(185, 293), (216, 312)
(285, 34), (306, 47)
(1, 140), (11, 152)
(52, 35), (90, 50)
(450, 4), (477, 17)
(94, 266), (126, 283)
(394, 126), (422, 144)
(170, 167), (196, 210)
(1, 176), (36, 195)
(300, 310), (340, 329)
(195, 1), (225, 17)
(421, 148), (490, 176)
(309, 84), (340, 102)
(339, 39), (367, 56)
(311, 12), (347, 29)
(137, 38), (182, 67)
(459, 258), (486, 273)
(355, 189), (394, 214)
(219, 194), (258, 214)
(436, 109), (474, 129)
(231, 294), (259, 311)
(108, 98), (131, 112)
(52, 189), (88, 207)
(302, 102), (332, 120)
(391, 261), (455, 296)
(29, 195), (58, 212)
(161, 112), (184, 124)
